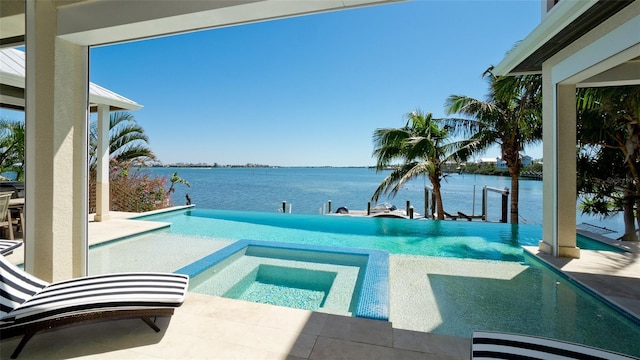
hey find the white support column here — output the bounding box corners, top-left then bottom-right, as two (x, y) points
(540, 62), (556, 255)
(94, 104), (110, 222)
(25, 0), (89, 281)
(555, 84), (580, 258)
(540, 62), (580, 258)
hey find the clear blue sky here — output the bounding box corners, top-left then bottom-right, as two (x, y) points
(11, 1), (544, 167)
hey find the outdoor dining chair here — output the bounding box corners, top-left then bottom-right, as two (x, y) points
(0, 192), (14, 240)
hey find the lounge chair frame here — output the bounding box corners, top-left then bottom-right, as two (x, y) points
(1, 308), (174, 358)
(0, 254), (188, 358)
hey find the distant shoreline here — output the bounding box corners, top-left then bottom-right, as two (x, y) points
(149, 164), (375, 169)
(147, 165), (541, 179)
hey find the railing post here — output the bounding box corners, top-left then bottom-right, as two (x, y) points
(482, 186), (487, 221)
(367, 201), (371, 215)
(409, 206), (414, 219)
(328, 200), (332, 214)
(282, 201), (286, 214)
(406, 200), (410, 216)
(501, 187), (509, 223)
(424, 187), (429, 219)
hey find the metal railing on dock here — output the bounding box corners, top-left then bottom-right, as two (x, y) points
(317, 184), (511, 223)
(423, 185), (510, 223)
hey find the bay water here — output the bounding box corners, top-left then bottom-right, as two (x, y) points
(147, 167), (625, 236)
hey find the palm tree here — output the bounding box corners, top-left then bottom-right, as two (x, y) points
(577, 86), (640, 241)
(0, 119), (25, 180)
(89, 112), (156, 171)
(372, 110), (469, 220)
(444, 68), (542, 224)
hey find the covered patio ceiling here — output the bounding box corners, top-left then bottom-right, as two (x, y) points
(0, 0), (402, 47)
(494, 0), (640, 87)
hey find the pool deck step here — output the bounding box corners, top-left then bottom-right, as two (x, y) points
(88, 218), (170, 246)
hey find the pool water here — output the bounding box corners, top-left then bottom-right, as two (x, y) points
(138, 208), (623, 261)
(576, 233), (626, 253)
(139, 208), (541, 261)
(223, 265), (335, 311)
(124, 208), (640, 357)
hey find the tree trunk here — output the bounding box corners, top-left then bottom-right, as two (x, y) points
(621, 189), (638, 241)
(431, 175), (445, 220)
(509, 172), (519, 224)
(503, 144), (521, 224)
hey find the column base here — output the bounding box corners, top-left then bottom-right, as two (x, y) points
(93, 214), (110, 222)
(558, 245), (580, 258)
(538, 240), (581, 258)
(538, 240), (553, 254)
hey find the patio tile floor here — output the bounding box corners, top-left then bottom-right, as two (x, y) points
(0, 294), (471, 359)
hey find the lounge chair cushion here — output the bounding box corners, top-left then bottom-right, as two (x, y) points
(0, 240), (22, 256)
(2, 273), (188, 327)
(0, 256), (48, 317)
(0, 254), (188, 328)
(471, 330), (638, 359)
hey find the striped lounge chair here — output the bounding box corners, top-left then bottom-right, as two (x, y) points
(0, 255), (189, 358)
(0, 240), (22, 255)
(472, 330), (639, 359)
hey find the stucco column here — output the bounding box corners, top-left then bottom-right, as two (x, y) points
(25, 0), (89, 281)
(94, 104), (110, 222)
(555, 84), (580, 258)
(540, 62), (580, 258)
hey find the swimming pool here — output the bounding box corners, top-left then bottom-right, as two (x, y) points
(136, 208), (624, 261)
(94, 208), (640, 356)
(177, 240), (389, 319)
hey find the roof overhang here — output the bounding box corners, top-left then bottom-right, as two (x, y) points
(2, 0), (403, 48)
(493, 0), (635, 76)
(0, 48), (142, 112)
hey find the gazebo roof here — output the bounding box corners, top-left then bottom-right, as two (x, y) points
(0, 48), (142, 112)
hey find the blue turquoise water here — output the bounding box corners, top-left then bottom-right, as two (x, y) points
(140, 208), (542, 261)
(145, 167), (627, 234)
(147, 167), (539, 221)
(223, 265), (335, 311)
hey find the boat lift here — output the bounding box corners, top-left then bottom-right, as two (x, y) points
(424, 185), (510, 223)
